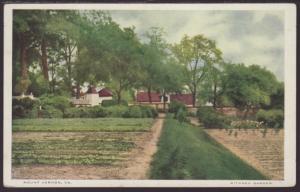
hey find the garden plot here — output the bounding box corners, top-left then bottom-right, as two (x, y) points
(12, 117), (162, 179)
(205, 129), (284, 180)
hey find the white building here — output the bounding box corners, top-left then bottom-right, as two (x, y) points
(72, 86), (113, 107)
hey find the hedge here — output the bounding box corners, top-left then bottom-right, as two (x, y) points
(256, 109), (284, 128)
(101, 99), (128, 107)
(197, 107), (230, 129)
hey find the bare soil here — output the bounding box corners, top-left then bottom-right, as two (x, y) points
(205, 129), (284, 180)
(12, 114), (165, 180)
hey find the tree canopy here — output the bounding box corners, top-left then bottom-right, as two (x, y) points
(12, 10), (283, 110)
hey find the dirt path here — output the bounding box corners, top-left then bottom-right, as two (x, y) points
(12, 114), (165, 180)
(119, 113), (165, 179)
(189, 117), (200, 126)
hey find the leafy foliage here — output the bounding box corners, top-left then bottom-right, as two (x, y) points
(256, 109), (284, 128)
(101, 99), (128, 107)
(12, 118), (154, 132)
(12, 98), (40, 118)
(169, 100), (187, 114)
(220, 64), (279, 111)
(39, 95), (71, 113)
(172, 34), (223, 106)
(38, 105), (64, 118)
(197, 107), (230, 129)
(175, 108), (189, 123)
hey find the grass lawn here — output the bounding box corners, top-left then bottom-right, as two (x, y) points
(12, 118), (154, 165)
(12, 118), (154, 132)
(149, 115), (267, 180)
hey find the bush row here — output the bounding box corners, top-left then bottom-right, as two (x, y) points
(12, 96), (70, 119)
(256, 109), (283, 128)
(197, 107), (284, 129)
(64, 105), (158, 118)
(168, 101), (189, 123)
(197, 107), (231, 129)
(13, 97), (158, 119)
(101, 99), (128, 107)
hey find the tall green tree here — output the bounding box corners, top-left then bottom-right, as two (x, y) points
(139, 27), (169, 103)
(46, 10), (81, 94)
(13, 11), (37, 94)
(159, 58), (185, 111)
(220, 63), (279, 118)
(105, 27), (143, 104)
(172, 34), (223, 107)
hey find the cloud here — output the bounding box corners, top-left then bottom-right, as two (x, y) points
(109, 10), (284, 81)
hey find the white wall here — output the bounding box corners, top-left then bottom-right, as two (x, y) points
(99, 96), (113, 104)
(85, 93), (100, 106)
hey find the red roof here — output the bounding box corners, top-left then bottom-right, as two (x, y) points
(170, 94), (194, 106)
(98, 88), (113, 97)
(136, 92), (162, 102)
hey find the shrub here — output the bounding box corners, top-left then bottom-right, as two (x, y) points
(169, 101), (187, 114)
(63, 106), (108, 118)
(101, 99), (128, 107)
(87, 106), (108, 118)
(175, 108), (189, 123)
(12, 105), (26, 118)
(197, 107), (230, 129)
(40, 95), (70, 113)
(64, 108), (79, 118)
(12, 98), (40, 118)
(106, 105), (128, 117)
(12, 98), (39, 110)
(25, 107), (39, 118)
(139, 105), (158, 118)
(256, 109), (284, 128)
(63, 105), (157, 118)
(123, 106), (143, 118)
(39, 105), (63, 118)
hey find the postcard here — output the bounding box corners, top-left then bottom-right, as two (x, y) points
(3, 3), (296, 187)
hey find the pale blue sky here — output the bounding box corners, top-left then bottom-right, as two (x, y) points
(109, 10), (284, 81)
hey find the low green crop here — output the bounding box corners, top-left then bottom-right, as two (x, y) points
(149, 115), (267, 180)
(12, 118), (154, 132)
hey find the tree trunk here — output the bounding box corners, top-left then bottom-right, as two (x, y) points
(76, 82), (80, 99)
(163, 91), (166, 112)
(192, 85), (197, 107)
(243, 106), (250, 119)
(147, 86), (152, 103)
(51, 62), (55, 94)
(41, 38), (49, 81)
(213, 83), (217, 108)
(116, 90), (122, 104)
(20, 33), (28, 79)
(67, 43), (72, 93)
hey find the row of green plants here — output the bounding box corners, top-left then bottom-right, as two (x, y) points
(196, 107), (284, 129)
(13, 138), (135, 165)
(64, 105), (158, 118)
(149, 115), (267, 179)
(12, 96), (158, 119)
(168, 101), (190, 123)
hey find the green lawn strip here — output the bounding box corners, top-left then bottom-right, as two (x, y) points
(12, 139), (136, 165)
(149, 116), (267, 180)
(12, 118), (154, 132)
